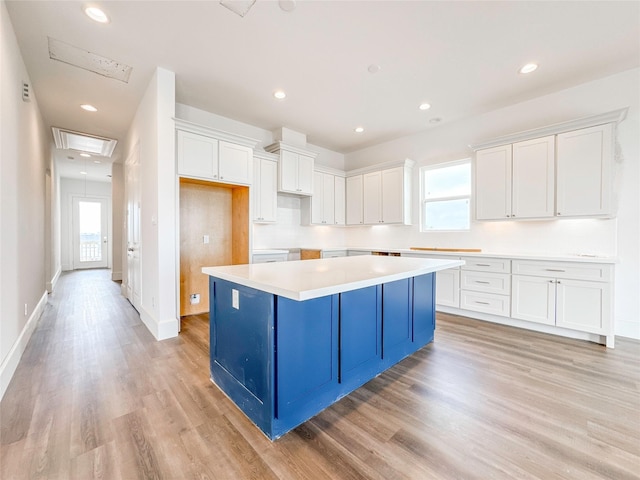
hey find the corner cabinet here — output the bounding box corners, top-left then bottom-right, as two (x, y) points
(175, 119), (259, 187)
(253, 152), (279, 223)
(357, 161), (413, 225)
(265, 142), (317, 196)
(472, 109), (625, 221)
(302, 170), (346, 226)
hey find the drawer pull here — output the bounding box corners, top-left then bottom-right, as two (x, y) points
(475, 281), (490, 284)
(474, 301), (491, 305)
(545, 268), (566, 272)
(475, 263), (491, 267)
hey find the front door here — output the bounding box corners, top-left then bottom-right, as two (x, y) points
(72, 196), (109, 269)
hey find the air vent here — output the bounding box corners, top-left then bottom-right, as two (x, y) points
(52, 127), (117, 157)
(22, 81), (30, 102)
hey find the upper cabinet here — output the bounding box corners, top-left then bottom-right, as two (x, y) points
(175, 119), (259, 187)
(253, 152), (279, 223)
(475, 136), (555, 220)
(355, 161), (413, 225)
(265, 142), (317, 196)
(302, 169), (346, 226)
(556, 123), (613, 217)
(472, 109), (626, 221)
(346, 175), (364, 225)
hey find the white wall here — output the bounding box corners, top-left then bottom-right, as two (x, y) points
(59, 178), (112, 271)
(0, 1), (51, 399)
(122, 67), (178, 340)
(111, 163), (124, 281)
(345, 69), (640, 339)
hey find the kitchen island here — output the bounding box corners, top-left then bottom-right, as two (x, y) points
(202, 255), (464, 439)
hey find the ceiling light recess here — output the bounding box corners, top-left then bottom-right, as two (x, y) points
(419, 103), (431, 111)
(83, 6), (110, 24)
(355, 127), (364, 133)
(519, 63), (538, 74)
(52, 127), (117, 157)
(274, 90), (286, 100)
(80, 104), (97, 112)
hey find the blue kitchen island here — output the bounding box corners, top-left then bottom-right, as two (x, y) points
(202, 255), (463, 440)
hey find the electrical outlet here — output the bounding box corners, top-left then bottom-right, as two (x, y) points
(203, 235), (209, 244)
(190, 293), (200, 305)
(24, 304), (28, 316)
(232, 289), (239, 309)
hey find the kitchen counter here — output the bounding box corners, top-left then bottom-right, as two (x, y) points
(203, 255), (462, 301)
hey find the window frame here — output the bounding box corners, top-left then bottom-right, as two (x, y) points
(420, 158), (472, 232)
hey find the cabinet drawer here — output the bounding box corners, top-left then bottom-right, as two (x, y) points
(321, 250), (347, 258)
(461, 257), (510, 273)
(512, 260), (612, 282)
(252, 253), (288, 263)
(461, 271), (510, 295)
(460, 291), (510, 317)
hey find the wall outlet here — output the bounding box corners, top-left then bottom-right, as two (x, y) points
(190, 293), (200, 305)
(232, 289), (239, 309)
(24, 303), (28, 316)
(203, 235), (209, 244)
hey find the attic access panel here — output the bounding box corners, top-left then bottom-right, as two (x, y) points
(52, 127), (117, 157)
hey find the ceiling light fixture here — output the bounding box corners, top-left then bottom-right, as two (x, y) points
(274, 90), (286, 100)
(279, 0), (296, 12)
(80, 171), (88, 175)
(80, 104), (97, 112)
(519, 63), (538, 74)
(419, 103), (431, 111)
(83, 6), (110, 24)
(355, 127), (364, 133)
(367, 64), (381, 74)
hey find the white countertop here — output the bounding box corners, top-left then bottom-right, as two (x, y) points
(252, 249), (289, 255)
(203, 256), (464, 301)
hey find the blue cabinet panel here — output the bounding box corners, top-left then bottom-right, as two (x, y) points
(382, 278), (414, 365)
(339, 285), (382, 387)
(413, 273), (436, 345)
(276, 295), (338, 413)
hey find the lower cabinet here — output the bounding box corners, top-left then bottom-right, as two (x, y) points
(459, 257), (511, 317)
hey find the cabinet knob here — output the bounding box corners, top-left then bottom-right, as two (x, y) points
(506, 214), (511, 218)
(557, 212), (561, 215)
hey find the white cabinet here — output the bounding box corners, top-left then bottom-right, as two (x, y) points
(302, 171), (346, 226)
(334, 176), (346, 225)
(252, 250), (289, 263)
(346, 175), (364, 225)
(556, 123), (613, 217)
(253, 154), (278, 223)
(177, 130), (253, 186)
(475, 136), (554, 220)
(265, 143), (317, 196)
(435, 269), (460, 308)
(362, 166), (411, 225)
(459, 257), (511, 317)
(511, 260), (613, 345)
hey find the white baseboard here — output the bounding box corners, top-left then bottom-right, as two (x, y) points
(47, 267), (62, 293)
(61, 263), (72, 272)
(111, 270), (122, 281)
(139, 305), (179, 341)
(0, 290), (48, 401)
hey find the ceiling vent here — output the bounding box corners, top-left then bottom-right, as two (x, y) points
(48, 37), (132, 83)
(22, 81), (30, 102)
(52, 127), (117, 157)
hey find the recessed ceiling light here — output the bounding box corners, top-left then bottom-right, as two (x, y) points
(274, 90), (286, 100)
(80, 171), (88, 175)
(279, 0), (296, 12)
(419, 103), (431, 111)
(367, 64), (381, 74)
(80, 152), (91, 157)
(94, 160), (101, 164)
(83, 6), (110, 24)
(355, 127), (364, 133)
(519, 63), (538, 74)
(80, 104), (97, 112)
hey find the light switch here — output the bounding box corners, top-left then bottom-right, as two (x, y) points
(203, 235), (209, 244)
(232, 289), (239, 309)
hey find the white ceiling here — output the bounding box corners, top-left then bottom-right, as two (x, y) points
(6, 0), (640, 181)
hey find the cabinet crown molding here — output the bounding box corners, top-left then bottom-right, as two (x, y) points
(264, 141), (318, 158)
(346, 158), (414, 177)
(174, 118), (260, 148)
(469, 107), (628, 151)
(253, 150), (279, 162)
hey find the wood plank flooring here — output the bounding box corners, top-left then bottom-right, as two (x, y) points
(1, 269), (639, 479)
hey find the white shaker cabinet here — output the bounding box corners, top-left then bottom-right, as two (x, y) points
(475, 144), (512, 220)
(177, 130), (219, 180)
(310, 172), (335, 225)
(334, 176), (346, 225)
(556, 123), (613, 217)
(346, 175), (364, 225)
(362, 166), (411, 225)
(278, 150), (314, 195)
(363, 171), (382, 224)
(253, 154), (278, 223)
(218, 141), (253, 185)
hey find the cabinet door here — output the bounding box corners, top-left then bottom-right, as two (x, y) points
(310, 172), (325, 224)
(322, 173), (335, 224)
(512, 136), (555, 219)
(435, 269), (460, 308)
(297, 154), (314, 195)
(381, 167), (404, 224)
(334, 176), (345, 225)
(254, 159), (277, 223)
(511, 275), (555, 325)
(363, 171), (382, 224)
(177, 130), (219, 179)
(475, 144), (512, 220)
(556, 279), (610, 335)
(346, 175), (363, 225)
(218, 141), (252, 185)
(279, 150), (298, 193)
(556, 123), (613, 217)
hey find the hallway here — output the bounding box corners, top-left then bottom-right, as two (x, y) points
(1, 270), (639, 479)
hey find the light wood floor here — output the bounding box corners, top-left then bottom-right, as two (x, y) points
(1, 269), (639, 479)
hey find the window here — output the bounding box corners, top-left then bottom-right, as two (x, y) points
(421, 160), (471, 231)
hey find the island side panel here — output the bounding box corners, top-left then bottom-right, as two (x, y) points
(381, 278), (415, 367)
(209, 278), (275, 435)
(413, 273), (436, 345)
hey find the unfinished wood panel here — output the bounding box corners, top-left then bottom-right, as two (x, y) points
(180, 178), (233, 316)
(301, 249), (321, 260)
(231, 186), (250, 265)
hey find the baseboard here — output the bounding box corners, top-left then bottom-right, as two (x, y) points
(47, 267), (62, 293)
(112, 270), (122, 281)
(0, 290), (48, 401)
(61, 263), (72, 272)
(139, 306), (179, 341)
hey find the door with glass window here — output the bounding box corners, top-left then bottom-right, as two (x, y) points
(72, 196), (109, 269)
